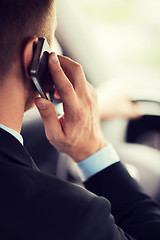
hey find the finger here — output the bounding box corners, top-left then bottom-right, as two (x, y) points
(49, 52), (78, 115)
(58, 55), (87, 95)
(35, 97), (64, 141)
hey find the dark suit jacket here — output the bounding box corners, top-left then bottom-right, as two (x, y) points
(0, 128), (160, 240)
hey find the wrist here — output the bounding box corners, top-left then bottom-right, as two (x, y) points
(73, 140), (108, 163)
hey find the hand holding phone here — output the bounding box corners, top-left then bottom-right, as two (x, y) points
(35, 53), (107, 162)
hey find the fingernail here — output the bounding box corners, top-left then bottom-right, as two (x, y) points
(35, 98), (47, 110)
(50, 52), (58, 64)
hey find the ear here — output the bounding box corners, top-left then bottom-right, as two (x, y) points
(23, 36), (38, 78)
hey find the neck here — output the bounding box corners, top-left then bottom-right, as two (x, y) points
(0, 76), (25, 133)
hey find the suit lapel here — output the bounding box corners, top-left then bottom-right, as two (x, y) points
(0, 128), (38, 170)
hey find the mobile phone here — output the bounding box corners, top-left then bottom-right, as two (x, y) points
(30, 38), (51, 99)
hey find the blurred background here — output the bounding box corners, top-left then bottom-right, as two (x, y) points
(82, 0), (160, 89)
(56, 0), (160, 90)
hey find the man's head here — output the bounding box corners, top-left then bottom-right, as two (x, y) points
(0, 0), (56, 110)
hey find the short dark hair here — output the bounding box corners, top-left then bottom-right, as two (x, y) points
(0, 0), (55, 78)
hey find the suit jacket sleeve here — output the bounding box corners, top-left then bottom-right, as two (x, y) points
(84, 162), (160, 240)
(74, 194), (134, 240)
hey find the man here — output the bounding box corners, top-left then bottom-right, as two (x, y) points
(0, 1), (160, 239)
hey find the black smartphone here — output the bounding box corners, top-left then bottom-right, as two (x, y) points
(30, 38), (51, 99)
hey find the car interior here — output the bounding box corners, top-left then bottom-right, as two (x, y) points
(22, 0), (160, 203)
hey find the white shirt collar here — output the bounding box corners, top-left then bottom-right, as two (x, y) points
(0, 124), (23, 145)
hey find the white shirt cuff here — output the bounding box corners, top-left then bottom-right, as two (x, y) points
(77, 144), (120, 181)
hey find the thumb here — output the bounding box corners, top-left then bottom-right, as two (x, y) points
(35, 97), (62, 140)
